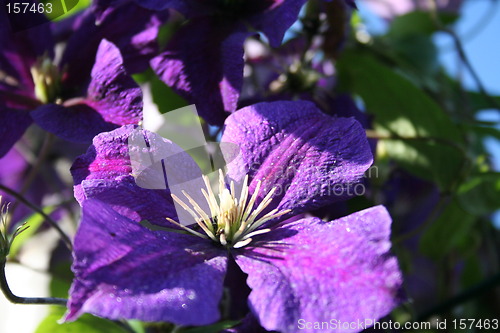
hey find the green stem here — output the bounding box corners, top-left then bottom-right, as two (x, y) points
(10, 133), (54, 218)
(417, 272), (500, 321)
(0, 259), (67, 306)
(0, 184), (73, 251)
(393, 195), (450, 244)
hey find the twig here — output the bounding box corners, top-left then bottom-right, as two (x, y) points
(0, 184), (72, 251)
(10, 133), (54, 218)
(417, 272), (500, 321)
(0, 259), (67, 306)
(365, 130), (466, 155)
(428, 0), (500, 111)
(393, 195), (450, 244)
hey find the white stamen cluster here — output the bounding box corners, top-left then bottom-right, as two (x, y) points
(166, 170), (289, 249)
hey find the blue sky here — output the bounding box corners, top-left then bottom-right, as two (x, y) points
(435, 0), (500, 170)
(359, 0), (500, 226)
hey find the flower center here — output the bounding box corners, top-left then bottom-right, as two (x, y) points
(166, 170), (289, 249)
(30, 56), (61, 104)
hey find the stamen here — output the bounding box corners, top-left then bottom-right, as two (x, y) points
(241, 228), (271, 241)
(181, 190), (213, 232)
(233, 238), (253, 249)
(165, 217), (210, 240)
(168, 170), (287, 249)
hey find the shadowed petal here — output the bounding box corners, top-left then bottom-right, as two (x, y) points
(235, 206), (403, 333)
(93, 0), (209, 20)
(31, 40), (142, 143)
(151, 19), (250, 125)
(85, 39), (142, 125)
(30, 103), (117, 143)
(249, 0), (307, 47)
(0, 3), (54, 95)
(0, 107), (32, 157)
(222, 100), (373, 216)
(60, 6), (166, 89)
(66, 199), (227, 325)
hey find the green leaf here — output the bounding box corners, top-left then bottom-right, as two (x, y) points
(49, 262), (73, 298)
(181, 320), (240, 333)
(337, 51), (466, 190)
(419, 199), (476, 259)
(9, 206), (55, 257)
(457, 173), (500, 215)
(133, 69), (188, 114)
(464, 123), (500, 141)
(35, 308), (127, 333)
(387, 11), (457, 38)
(467, 91), (500, 112)
(42, 0), (91, 22)
(388, 34), (439, 75)
(150, 73), (188, 114)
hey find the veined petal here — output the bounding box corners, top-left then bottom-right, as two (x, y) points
(66, 199), (227, 325)
(71, 125), (205, 228)
(93, 0), (211, 20)
(85, 39), (142, 126)
(60, 5), (166, 88)
(222, 100), (373, 217)
(71, 126), (172, 224)
(151, 19), (251, 125)
(0, 3), (54, 96)
(32, 40), (142, 143)
(249, 0), (307, 47)
(235, 206), (403, 333)
(30, 103), (117, 144)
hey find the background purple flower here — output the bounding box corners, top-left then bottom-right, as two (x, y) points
(0, 3), (167, 156)
(149, 0), (308, 125)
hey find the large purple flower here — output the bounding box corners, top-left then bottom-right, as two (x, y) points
(143, 0), (308, 125)
(0, 2), (165, 157)
(68, 101), (402, 331)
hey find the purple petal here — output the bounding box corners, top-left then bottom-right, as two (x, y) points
(85, 39), (143, 125)
(91, 0), (129, 22)
(0, 4), (54, 95)
(66, 199), (227, 325)
(71, 126), (172, 224)
(135, 0), (212, 14)
(32, 40), (142, 143)
(151, 19), (251, 125)
(30, 103), (117, 143)
(93, 0), (209, 20)
(0, 107), (32, 157)
(60, 6), (167, 88)
(249, 0), (307, 47)
(235, 206), (403, 333)
(222, 100), (373, 216)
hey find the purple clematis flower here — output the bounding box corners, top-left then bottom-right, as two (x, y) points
(0, 2), (165, 157)
(142, 0), (308, 125)
(67, 100), (402, 331)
